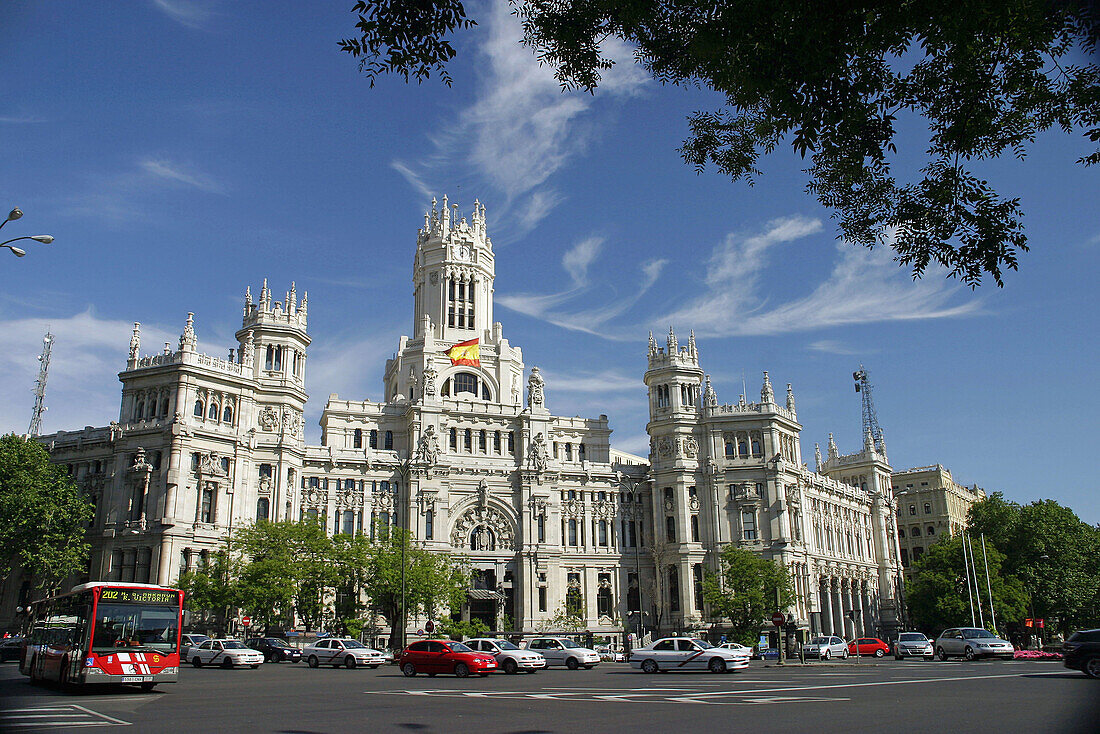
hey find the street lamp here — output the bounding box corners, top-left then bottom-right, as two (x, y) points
(1, 207), (54, 258)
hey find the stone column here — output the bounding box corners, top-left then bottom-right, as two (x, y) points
(856, 581), (867, 637)
(832, 580), (845, 637)
(820, 579), (833, 635)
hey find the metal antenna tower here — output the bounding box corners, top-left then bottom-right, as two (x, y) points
(27, 331), (53, 437)
(853, 364), (883, 451)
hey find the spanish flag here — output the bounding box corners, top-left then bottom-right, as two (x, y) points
(447, 338), (480, 366)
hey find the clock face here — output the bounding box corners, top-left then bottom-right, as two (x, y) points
(457, 245), (471, 261)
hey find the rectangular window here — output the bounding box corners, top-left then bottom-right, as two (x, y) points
(627, 572), (640, 611)
(508, 431), (515, 453)
(450, 427), (457, 450)
(538, 586), (547, 612)
(666, 516), (676, 542)
(384, 431), (394, 450)
(199, 486), (214, 523)
(464, 428), (472, 451)
(579, 443), (586, 461)
(425, 509), (434, 540)
(693, 564), (704, 610)
(479, 429), (486, 453)
(537, 514), (545, 543)
(493, 430), (501, 453)
(599, 520), (608, 546)
(568, 519), (578, 546)
(565, 443), (572, 461)
(668, 566), (680, 613)
(369, 429), (378, 449)
(741, 510), (756, 540)
(341, 510), (355, 535)
(690, 515), (700, 542)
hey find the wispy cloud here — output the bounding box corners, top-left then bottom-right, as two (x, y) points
(562, 237), (603, 287)
(807, 340), (864, 356)
(0, 114), (46, 124)
(390, 161), (434, 199)
(140, 158), (225, 193)
(151, 0), (213, 29)
(537, 367), (641, 394)
(391, 2), (648, 234)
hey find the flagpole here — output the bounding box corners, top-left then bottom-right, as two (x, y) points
(981, 534), (997, 632)
(962, 532), (976, 627)
(967, 534), (985, 628)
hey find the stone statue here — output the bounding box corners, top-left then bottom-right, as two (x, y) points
(242, 333), (255, 368)
(423, 366), (437, 397)
(414, 426), (440, 465)
(528, 366), (544, 409)
(529, 432), (548, 472)
(129, 323), (141, 362)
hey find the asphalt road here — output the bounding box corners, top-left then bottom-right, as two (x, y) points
(1, 657), (1096, 733)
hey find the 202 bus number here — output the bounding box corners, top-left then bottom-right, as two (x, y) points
(101, 590), (119, 600)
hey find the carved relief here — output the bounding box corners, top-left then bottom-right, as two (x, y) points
(683, 436), (698, 458)
(423, 366), (437, 397)
(450, 505), (515, 552)
(528, 433), (549, 472)
(258, 406), (278, 431)
(657, 436), (674, 458)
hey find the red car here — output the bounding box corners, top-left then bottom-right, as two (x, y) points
(848, 637), (891, 657)
(399, 639), (498, 678)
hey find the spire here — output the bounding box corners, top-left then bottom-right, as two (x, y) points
(828, 432), (839, 459)
(260, 278), (270, 309)
(761, 371), (774, 403)
(129, 322), (141, 361)
(814, 442), (823, 472)
(179, 312), (197, 352)
(442, 194), (449, 232)
(300, 290), (308, 313)
(667, 326), (677, 353)
(786, 382), (796, 415)
(877, 428), (887, 457)
(688, 329), (697, 357)
(245, 285), (252, 307)
(648, 330), (657, 355)
(289, 281), (297, 313)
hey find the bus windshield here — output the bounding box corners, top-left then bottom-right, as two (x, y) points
(92, 603), (179, 654)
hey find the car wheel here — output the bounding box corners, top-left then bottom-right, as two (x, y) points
(1084, 656), (1100, 679)
(345, 656), (357, 670)
(937, 647), (948, 662)
(875, 649), (885, 658)
(402, 663), (416, 677)
(307, 655), (319, 668)
(964, 646), (976, 661)
(822, 649), (830, 660)
(503, 659), (518, 675)
(221, 658), (234, 669)
(708, 657), (727, 674)
(192, 657), (203, 668)
(455, 663), (470, 678)
(841, 649), (849, 659)
(566, 657), (580, 670)
(641, 659), (659, 674)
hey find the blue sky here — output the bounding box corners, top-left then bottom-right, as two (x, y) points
(1, 1), (1097, 523)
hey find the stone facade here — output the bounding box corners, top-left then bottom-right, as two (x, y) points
(890, 465), (986, 575)
(4, 196), (907, 640)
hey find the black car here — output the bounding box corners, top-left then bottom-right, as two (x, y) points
(246, 637), (302, 663)
(0, 637), (24, 662)
(1063, 629), (1100, 679)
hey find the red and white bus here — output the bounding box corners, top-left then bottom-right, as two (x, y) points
(19, 582), (184, 691)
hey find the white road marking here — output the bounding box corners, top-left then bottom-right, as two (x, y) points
(681, 670), (1065, 699)
(0, 704), (130, 728)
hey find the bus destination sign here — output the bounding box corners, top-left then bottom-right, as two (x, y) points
(99, 588), (179, 605)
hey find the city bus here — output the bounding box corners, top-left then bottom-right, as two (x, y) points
(19, 582), (184, 691)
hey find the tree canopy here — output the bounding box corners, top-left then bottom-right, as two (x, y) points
(905, 534), (1028, 636)
(0, 433), (93, 592)
(966, 493), (1100, 634)
(341, 1), (1100, 287)
(702, 545), (798, 644)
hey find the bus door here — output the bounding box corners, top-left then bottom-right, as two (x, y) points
(40, 595), (89, 683)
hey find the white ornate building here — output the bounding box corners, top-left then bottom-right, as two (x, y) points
(3, 196), (904, 640)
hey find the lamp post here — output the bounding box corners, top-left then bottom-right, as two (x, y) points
(2, 207), (54, 257)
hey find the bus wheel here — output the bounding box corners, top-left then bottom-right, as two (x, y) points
(28, 658), (41, 685)
(140, 683), (156, 692)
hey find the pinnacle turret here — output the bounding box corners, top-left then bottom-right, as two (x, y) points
(761, 371), (774, 403)
(815, 442), (823, 472)
(786, 382), (796, 415)
(179, 312), (196, 352)
(667, 326), (677, 353)
(129, 322), (141, 362)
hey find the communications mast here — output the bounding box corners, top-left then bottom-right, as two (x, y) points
(27, 331), (53, 437)
(853, 364), (885, 453)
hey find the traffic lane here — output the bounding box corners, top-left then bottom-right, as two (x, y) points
(1, 660), (1097, 733)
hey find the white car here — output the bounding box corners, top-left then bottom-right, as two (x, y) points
(466, 638), (547, 674)
(629, 637), (750, 673)
(803, 635), (849, 660)
(303, 638), (385, 669)
(187, 639), (263, 669)
(595, 645), (626, 662)
(894, 631), (934, 660)
(526, 637), (601, 669)
(717, 642), (753, 655)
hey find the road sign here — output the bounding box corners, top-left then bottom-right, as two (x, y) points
(241, 616), (251, 627)
(425, 620), (435, 634)
(771, 612), (785, 627)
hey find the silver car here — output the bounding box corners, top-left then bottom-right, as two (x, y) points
(526, 637), (601, 669)
(894, 632), (934, 660)
(935, 628), (1014, 661)
(467, 638), (546, 673)
(803, 635), (849, 660)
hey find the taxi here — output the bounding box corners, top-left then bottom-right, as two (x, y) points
(628, 637), (750, 673)
(187, 639), (263, 669)
(303, 638), (386, 669)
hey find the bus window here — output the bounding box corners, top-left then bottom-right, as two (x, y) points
(92, 603), (179, 654)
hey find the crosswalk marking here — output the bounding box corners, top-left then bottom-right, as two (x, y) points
(0, 704), (130, 729)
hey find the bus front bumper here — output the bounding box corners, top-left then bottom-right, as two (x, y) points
(83, 667), (179, 684)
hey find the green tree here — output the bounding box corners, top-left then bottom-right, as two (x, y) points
(233, 520), (307, 633)
(362, 525), (469, 647)
(906, 535), (1028, 636)
(702, 546), (798, 645)
(966, 495), (1100, 635)
(176, 548), (241, 636)
(0, 433), (93, 593)
(341, 1), (1100, 287)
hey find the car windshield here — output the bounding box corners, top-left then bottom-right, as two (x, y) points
(899, 633), (927, 642)
(692, 639), (713, 649)
(342, 640), (366, 648)
(560, 640), (581, 649)
(809, 637), (829, 644)
(222, 641), (247, 649)
(449, 642), (473, 652)
(189, 635), (210, 644)
(496, 640), (520, 650)
(963, 629), (997, 639)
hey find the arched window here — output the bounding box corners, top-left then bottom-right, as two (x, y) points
(384, 430), (394, 450)
(256, 497), (270, 521)
(898, 527), (906, 538)
(482, 383), (491, 400)
(193, 400), (204, 417)
(133, 401), (144, 421)
(693, 564), (705, 610)
(160, 397), (170, 415)
(738, 441), (749, 458)
(666, 516), (676, 542)
(911, 526), (921, 537)
(208, 402), (219, 420)
(927, 526), (935, 535)
(453, 372), (478, 396)
(222, 404), (234, 423)
(353, 428), (363, 448)
(441, 379), (450, 397)
(566, 578), (583, 617)
(265, 344), (274, 370)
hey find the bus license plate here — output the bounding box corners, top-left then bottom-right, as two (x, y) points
(121, 675), (152, 683)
